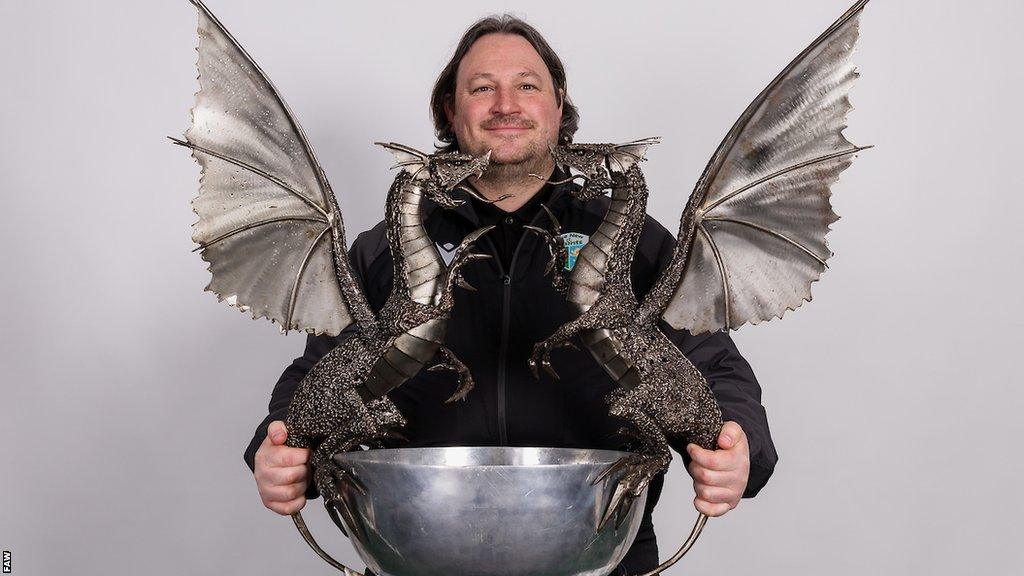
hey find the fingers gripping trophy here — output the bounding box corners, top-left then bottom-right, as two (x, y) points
(172, 0), (871, 574)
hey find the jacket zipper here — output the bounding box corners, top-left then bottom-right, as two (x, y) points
(488, 210), (546, 446)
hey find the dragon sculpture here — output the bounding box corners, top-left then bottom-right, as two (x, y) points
(174, 0), (872, 572)
(172, 1), (498, 571)
(528, 0), (870, 570)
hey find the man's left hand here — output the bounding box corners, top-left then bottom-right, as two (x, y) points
(685, 421), (750, 517)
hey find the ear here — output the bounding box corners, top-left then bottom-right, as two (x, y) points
(557, 88), (565, 112)
(443, 94), (455, 123)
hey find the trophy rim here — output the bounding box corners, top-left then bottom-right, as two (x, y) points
(333, 445), (635, 468)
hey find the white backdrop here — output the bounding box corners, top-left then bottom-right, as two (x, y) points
(1, 0), (1021, 574)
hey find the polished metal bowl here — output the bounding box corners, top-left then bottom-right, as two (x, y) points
(331, 446), (647, 576)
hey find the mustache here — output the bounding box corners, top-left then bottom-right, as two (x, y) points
(481, 116), (535, 130)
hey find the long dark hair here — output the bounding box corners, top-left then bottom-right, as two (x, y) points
(430, 15), (580, 153)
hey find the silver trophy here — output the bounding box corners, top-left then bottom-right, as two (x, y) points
(173, 0), (870, 574)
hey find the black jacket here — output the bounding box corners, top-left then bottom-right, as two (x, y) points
(244, 174), (778, 574)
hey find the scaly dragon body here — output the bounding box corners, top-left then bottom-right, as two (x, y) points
(530, 156), (721, 528)
(286, 154), (493, 501)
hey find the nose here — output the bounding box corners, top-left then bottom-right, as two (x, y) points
(489, 86), (521, 116)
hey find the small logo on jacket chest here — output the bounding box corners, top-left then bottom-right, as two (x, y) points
(437, 241), (457, 266)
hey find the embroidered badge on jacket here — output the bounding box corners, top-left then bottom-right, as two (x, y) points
(559, 232), (589, 271)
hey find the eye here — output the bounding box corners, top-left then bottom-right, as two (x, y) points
(520, 84), (538, 91)
(471, 86), (493, 94)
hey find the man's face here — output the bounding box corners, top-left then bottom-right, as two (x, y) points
(445, 33), (563, 168)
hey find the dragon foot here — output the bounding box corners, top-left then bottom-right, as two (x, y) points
(528, 338), (579, 380)
(524, 204), (570, 293)
(309, 454), (371, 545)
(428, 346), (475, 402)
(444, 225), (495, 294)
(592, 452), (670, 532)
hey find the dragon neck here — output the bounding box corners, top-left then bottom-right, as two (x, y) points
(604, 166), (650, 284)
(566, 165), (650, 312)
(324, 187), (377, 333)
(637, 199), (701, 325)
(385, 173), (445, 306)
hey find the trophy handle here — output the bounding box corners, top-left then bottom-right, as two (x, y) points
(291, 510), (365, 576)
(633, 513), (708, 576)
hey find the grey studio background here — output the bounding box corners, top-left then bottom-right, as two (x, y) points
(1, 0), (1021, 574)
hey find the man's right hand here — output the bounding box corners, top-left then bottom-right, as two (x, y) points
(253, 420), (311, 515)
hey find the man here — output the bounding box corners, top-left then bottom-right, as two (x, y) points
(245, 15), (777, 574)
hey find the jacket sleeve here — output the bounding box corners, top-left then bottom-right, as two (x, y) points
(632, 216), (778, 498)
(242, 222), (390, 485)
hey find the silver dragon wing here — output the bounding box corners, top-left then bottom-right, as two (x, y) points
(644, 0), (870, 335)
(604, 138), (661, 175)
(377, 142), (432, 180)
(172, 0), (373, 336)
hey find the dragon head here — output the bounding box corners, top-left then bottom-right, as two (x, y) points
(426, 150), (494, 208)
(548, 138), (660, 201)
(376, 143), (496, 209)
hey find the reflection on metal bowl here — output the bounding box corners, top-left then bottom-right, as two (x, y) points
(332, 446), (646, 576)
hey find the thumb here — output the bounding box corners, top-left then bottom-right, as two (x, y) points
(717, 422), (740, 450)
(267, 420), (288, 446)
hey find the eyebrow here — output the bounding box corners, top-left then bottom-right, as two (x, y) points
(467, 71), (543, 83)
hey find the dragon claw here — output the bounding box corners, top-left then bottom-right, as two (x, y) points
(592, 455), (629, 486)
(336, 467), (368, 496)
(539, 204), (562, 234)
(528, 338), (579, 382)
(542, 359), (559, 380)
(382, 428), (408, 444)
(444, 229), (494, 295)
(599, 481), (634, 532)
(445, 382), (473, 403)
(525, 211), (570, 291)
(523, 224), (553, 239)
(528, 345), (560, 381)
(543, 258), (558, 277)
(455, 184), (511, 205)
(434, 366), (474, 403)
(456, 226), (495, 252)
(430, 347), (475, 403)
(593, 454), (668, 533)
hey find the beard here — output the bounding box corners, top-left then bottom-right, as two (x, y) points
(470, 116), (554, 185)
(482, 137), (551, 184)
